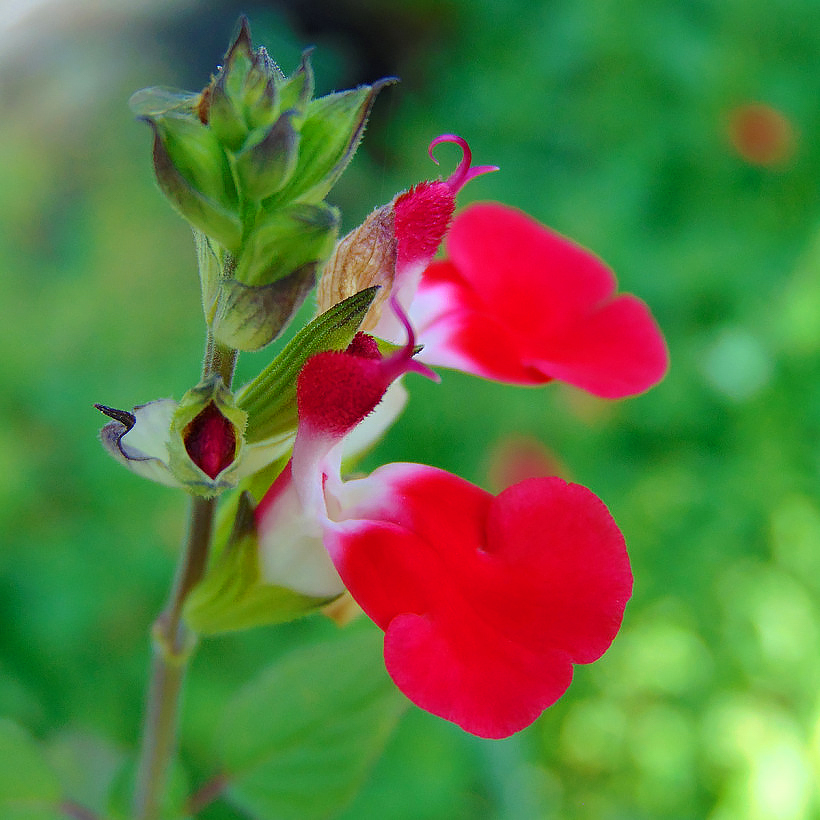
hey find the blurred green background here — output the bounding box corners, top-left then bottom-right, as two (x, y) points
(2, 0), (820, 817)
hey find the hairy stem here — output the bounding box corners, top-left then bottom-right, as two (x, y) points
(132, 338), (237, 820)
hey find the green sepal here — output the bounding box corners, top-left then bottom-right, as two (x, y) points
(237, 286), (379, 442)
(277, 49), (315, 117)
(167, 376), (248, 496)
(184, 492), (335, 634)
(194, 230), (222, 323)
(128, 86), (200, 118)
(265, 78), (396, 207)
(207, 77), (249, 152)
(148, 113), (237, 208)
(242, 66), (280, 134)
(233, 111), (300, 202)
(211, 265), (318, 352)
(145, 117), (242, 251)
(236, 203), (339, 286)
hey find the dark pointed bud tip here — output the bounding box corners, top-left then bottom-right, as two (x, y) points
(184, 402), (237, 479)
(374, 76), (400, 92)
(95, 404), (136, 430)
(225, 15), (253, 62)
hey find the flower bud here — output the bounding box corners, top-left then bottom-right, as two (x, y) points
(210, 265), (318, 352)
(201, 17), (282, 149)
(233, 110), (300, 201)
(167, 376), (248, 494)
(97, 377), (249, 496)
(142, 116), (242, 252)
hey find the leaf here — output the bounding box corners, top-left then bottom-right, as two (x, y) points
(0, 719), (62, 820)
(46, 730), (125, 817)
(217, 625), (407, 820)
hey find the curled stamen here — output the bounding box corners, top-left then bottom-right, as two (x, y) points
(428, 134), (499, 194)
(387, 296), (440, 383)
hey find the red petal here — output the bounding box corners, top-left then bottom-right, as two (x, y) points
(394, 181), (455, 274)
(415, 203), (668, 397)
(183, 402), (236, 479)
(327, 467), (631, 738)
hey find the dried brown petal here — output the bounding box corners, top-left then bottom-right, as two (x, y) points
(315, 205), (396, 330)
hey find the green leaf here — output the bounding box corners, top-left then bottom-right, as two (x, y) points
(46, 731), (124, 817)
(237, 286), (378, 442)
(218, 626), (407, 820)
(0, 719), (62, 820)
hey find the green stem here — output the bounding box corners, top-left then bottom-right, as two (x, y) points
(132, 338), (237, 820)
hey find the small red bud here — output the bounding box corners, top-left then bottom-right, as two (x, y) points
(184, 402), (237, 479)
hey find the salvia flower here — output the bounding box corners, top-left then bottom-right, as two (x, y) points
(316, 134), (667, 398)
(316, 134), (497, 337)
(253, 303), (632, 738)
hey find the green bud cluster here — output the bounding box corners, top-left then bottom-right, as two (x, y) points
(130, 17), (393, 351)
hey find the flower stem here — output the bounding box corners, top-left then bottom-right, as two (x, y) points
(132, 338), (237, 820)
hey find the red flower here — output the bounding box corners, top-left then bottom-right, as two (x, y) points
(409, 202), (669, 398)
(255, 304), (631, 737)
